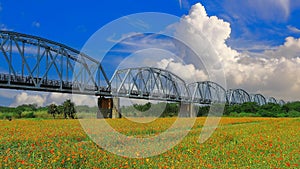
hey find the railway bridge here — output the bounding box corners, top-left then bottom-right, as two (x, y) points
(0, 31), (285, 118)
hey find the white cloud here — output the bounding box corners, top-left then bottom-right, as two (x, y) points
(11, 92), (46, 107)
(287, 25), (300, 34)
(8, 91), (97, 107)
(32, 21), (40, 28)
(156, 58), (208, 83)
(46, 93), (97, 107)
(264, 37), (300, 59)
(171, 3), (300, 101)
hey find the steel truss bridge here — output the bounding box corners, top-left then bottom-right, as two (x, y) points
(0, 31), (285, 107)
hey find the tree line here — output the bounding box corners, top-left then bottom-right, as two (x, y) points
(122, 101), (300, 118)
(197, 102), (300, 117)
(0, 99), (77, 119)
(1, 100), (300, 120)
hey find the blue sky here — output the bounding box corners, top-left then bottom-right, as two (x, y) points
(1, 0), (299, 50)
(1, 0), (300, 106)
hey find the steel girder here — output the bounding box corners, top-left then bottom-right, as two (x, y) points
(0, 31), (110, 95)
(189, 81), (227, 104)
(251, 94), (267, 106)
(109, 67), (190, 102)
(227, 89), (251, 105)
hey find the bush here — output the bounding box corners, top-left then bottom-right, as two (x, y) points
(23, 112), (36, 118)
(229, 112), (239, 117)
(229, 112), (261, 117)
(239, 112), (261, 117)
(276, 113), (288, 118)
(257, 110), (275, 117)
(287, 110), (300, 117)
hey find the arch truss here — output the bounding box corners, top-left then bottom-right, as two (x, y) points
(188, 81), (227, 104)
(267, 97), (277, 104)
(227, 89), (251, 105)
(251, 94), (267, 106)
(0, 31), (110, 95)
(109, 67), (190, 102)
(278, 100), (285, 106)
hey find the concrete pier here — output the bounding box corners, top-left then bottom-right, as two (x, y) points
(97, 97), (121, 118)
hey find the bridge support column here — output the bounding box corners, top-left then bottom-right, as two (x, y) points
(112, 97), (121, 118)
(179, 102), (196, 117)
(97, 97), (121, 119)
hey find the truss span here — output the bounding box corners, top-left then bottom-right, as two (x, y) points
(278, 100), (285, 106)
(227, 89), (251, 105)
(267, 97), (277, 104)
(189, 81), (227, 104)
(109, 67), (190, 102)
(251, 94), (267, 106)
(0, 31), (110, 95)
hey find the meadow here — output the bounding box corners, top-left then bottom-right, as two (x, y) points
(0, 117), (299, 168)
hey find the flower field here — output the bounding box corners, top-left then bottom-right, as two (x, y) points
(0, 117), (299, 168)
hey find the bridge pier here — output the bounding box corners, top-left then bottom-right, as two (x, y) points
(97, 97), (121, 118)
(179, 102), (196, 117)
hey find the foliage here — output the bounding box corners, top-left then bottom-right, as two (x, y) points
(2, 100), (300, 119)
(47, 104), (59, 119)
(0, 100), (78, 119)
(287, 110), (300, 117)
(225, 102), (300, 117)
(62, 99), (76, 119)
(121, 102), (179, 118)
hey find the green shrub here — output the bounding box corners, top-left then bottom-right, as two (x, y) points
(23, 112), (36, 118)
(287, 110), (300, 117)
(239, 112), (261, 117)
(276, 113), (288, 118)
(257, 110), (275, 117)
(229, 112), (239, 117)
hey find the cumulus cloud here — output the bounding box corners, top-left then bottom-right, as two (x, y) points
(264, 37), (300, 59)
(171, 3), (300, 101)
(45, 93), (97, 107)
(11, 92), (46, 107)
(156, 58), (208, 83)
(9, 91), (97, 107)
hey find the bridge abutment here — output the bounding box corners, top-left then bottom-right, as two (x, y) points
(97, 97), (121, 118)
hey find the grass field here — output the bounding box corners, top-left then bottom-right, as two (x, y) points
(0, 117), (299, 168)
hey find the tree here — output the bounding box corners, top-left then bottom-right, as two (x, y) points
(62, 99), (76, 119)
(240, 102), (259, 113)
(48, 104), (59, 119)
(15, 105), (25, 118)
